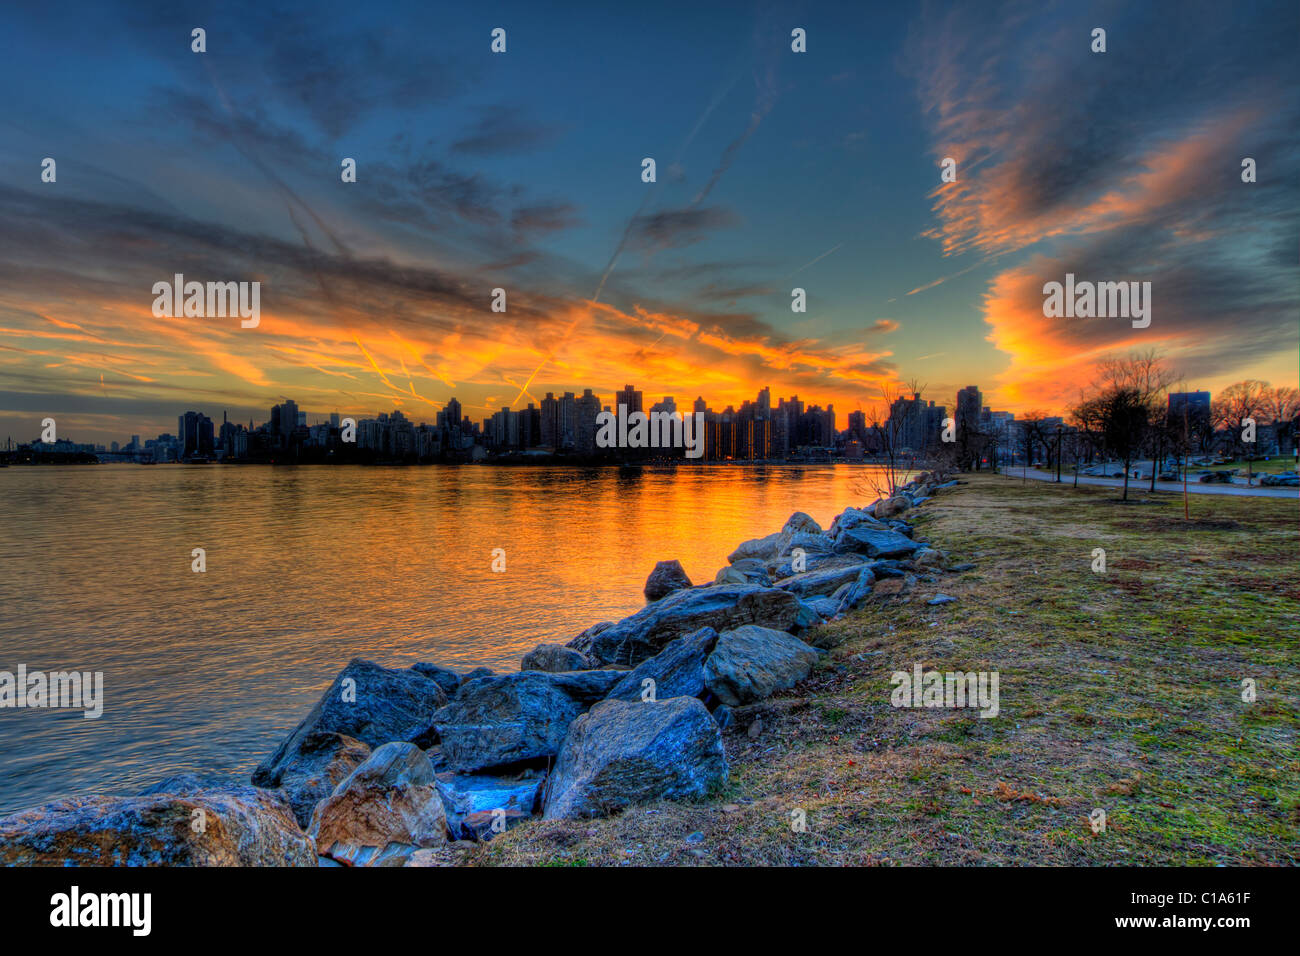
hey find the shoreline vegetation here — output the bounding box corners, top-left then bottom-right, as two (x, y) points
(1, 472), (1295, 866)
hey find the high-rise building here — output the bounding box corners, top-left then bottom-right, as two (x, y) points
(956, 386), (982, 430)
(575, 389), (602, 454)
(615, 384), (643, 417)
(539, 392), (559, 449)
(177, 411), (214, 459)
(1168, 391), (1211, 422)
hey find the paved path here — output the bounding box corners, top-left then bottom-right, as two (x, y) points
(997, 467), (1298, 498)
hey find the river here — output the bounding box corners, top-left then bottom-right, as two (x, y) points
(0, 462), (896, 813)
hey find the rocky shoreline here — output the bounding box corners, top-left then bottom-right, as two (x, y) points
(0, 472), (958, 866)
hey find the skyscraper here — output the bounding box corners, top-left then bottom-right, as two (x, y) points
(615, 384), (643, 416)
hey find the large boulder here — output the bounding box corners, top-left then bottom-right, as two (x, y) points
(768, 551), (868, 580)
(0, 784), (316, 866)
(308, 742), (447, 866)
(714, 566), (749, 587)
(644, 559), (693, 602)
(872, 495), (912, 520)
(542, 697), (728, 819)
(833, 524), (925, 559)
(253, 659), (447, 789)
(775, 563), (875, 599)
(434, 771), (544, 840)
(521, 643), (594, 673)
(271, 731), (372, 828)
(727, 532), (782, 564)
(565, 621), (614, 658)
(605, 627), (718, 702)
(724, 558), (772, 586)
(828, 506), (884, 539)
(773, 531), (836, 561)
(429, 671), (623, 772)
(408, 663), (463, 697)
(703, 625), (821, 707)
(782, 511), (822, 534)
(585, 584), (803, 666)
(830, 567), (877, 612)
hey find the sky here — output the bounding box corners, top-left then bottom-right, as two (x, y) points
(0, 0), (1296, 445)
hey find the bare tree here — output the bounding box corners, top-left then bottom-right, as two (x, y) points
(1213, 380), (1269, 484)
(857, 379), (926, 498)
(1261, 385), (1299, 458)
(1083, 351), (1172, 500)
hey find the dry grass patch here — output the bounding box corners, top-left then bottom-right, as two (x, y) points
(475, 474), (1298, 866)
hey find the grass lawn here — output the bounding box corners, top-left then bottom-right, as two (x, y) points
(463, 473), (1298, 866)
(1200, 458), (1299, 475)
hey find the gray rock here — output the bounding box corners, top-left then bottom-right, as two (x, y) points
(409, 663), (463, 697)
(605, 627), (719, 702)
(714, 558), (772, 587)
(565, 620), (614, 657)
(769, 551), (868, 580)
(792, 600), (822, 631)
(829, 567), (876, 612)
(265, 731), (372, 828)
(773, 531), (836, 562)
(711, 704), (734, 730)
(0, 785), (316, 866)
(521, 643), (594, 673)
(308, 742), (448, 866)
(546, 669), (626, 704)
(911, 548), (945, 569)
(782, 511), (823, 535)
(873, 495), (911, 519)
(542, 697), (728, 819)
(833, 524), (925, 559)
(871, 561), (907, 578)
(806, 596), (843, 619)
(586, 584), (803, 666)
(703, 625), (821, 707)
(644, 559), (693, 602)
(828, 506), (885, 539)
(434, 771), (544, 840)
(431, 671), (623, 772)
(253, 658), (448, 789)
(461, 667), (495, 684)
(727, 532), (783, 564)
(775, 563), (874, 599)
(928, 594), (957, 606)
(714, 566), (749, 586)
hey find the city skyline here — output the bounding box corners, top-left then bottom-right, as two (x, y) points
(2, 1), (1297, 447)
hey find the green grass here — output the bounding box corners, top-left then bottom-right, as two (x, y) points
(470, 474), (1298, 867)
(1200, 457), (1298, 475)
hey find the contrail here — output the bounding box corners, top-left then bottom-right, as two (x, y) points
(790, 242), (845, 277)
(202, 61), (444, 413)
(509, 54), (772, 409)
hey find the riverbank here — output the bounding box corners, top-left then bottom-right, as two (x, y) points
(1004, 466), (1298, 497)
(477, 472), (1299, 865)
(2, 471), (1295, 865)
